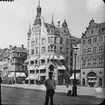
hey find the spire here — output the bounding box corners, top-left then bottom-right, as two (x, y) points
(28, 21), (31, 35)
(38, 0), (40, 6)
(51, 13), (54, 25)
(29, 21), (31, 31)
(37, 0), (41, 14)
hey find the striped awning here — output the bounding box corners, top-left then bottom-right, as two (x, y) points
(38, 65), (46, 70)
(58, 65), (66, 70)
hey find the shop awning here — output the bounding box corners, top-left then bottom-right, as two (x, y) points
(46, 55), (49, 59)
(34, 66), (38, 70)
(8, 72), (26, 77)
(54, 55), (58, 60)
(38, 65), (46, 70)
(58, 65), (66, 70)
(30, 56), (38, 61)
(87, 77), (97, 79)
(25, 74), (34, 80)
(70, 73), (80, 79)
(25, 59), (30, 63)
(29, 65), (35, 70)
(59, 55), (65, 60)
(40, 55), (45, 60)
(88, 80), (97, 82)
(8, 72), (14, 77)
(50, 55), (53, 59)
(32, 74), (39, 80)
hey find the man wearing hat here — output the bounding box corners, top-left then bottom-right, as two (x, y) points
(44, 71), (56, 105)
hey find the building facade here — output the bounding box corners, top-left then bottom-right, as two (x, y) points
(2, 45), (27, 84)
(81, 19), (105, 87)
(25, 1), (72, 85)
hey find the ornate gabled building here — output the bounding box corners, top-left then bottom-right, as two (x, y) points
(1, 45), (27, 84)
(25, 1), (71, 85)
(81, 19), (105, 87)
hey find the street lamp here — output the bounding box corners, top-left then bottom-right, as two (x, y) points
(72, 44), (79, 96)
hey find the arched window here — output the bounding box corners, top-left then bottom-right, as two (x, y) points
(87, 72), (97, 77)
(49, 64), (54, 71)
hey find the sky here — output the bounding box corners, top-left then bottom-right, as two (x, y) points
(0, 0), (105, 49)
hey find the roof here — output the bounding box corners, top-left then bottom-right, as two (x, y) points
(45, 23), (60, 35)
(12, 47), (27, 53)
(71, 36), (81, 44)
(0, 48), (8, 60)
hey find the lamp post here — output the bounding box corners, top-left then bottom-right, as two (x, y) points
(72, 44), (78, 96)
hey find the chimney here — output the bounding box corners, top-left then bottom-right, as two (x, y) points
(57, 21), (60, 29)
(9, 45), (12, 49)
(22, 44), (24, 48)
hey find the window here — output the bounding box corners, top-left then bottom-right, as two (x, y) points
(60, 47), (63, 51)
(41, 59), (45, 64)
(87, 59), (91, 67)
(66, 57), (68, 63)
(35, 47), (38, 54)
(27, 50), (29, 56)
(93, 37), (97, 43)
(40, 69), (46, 73)
(93, 47), (97, 54)
(30, 70), (35, 74)
(42, 38), (46, 45)
(82, 59), (86, 68)
(31, 49), (34, 55)
(51, 37), (53, 43)
(87, 48), (91, 54)
(66, 39), (69, 45)
(88, 39), (91, 44)
(30, 61), (34, 65)
(99, 36), (103, 42)
(99, 57), (103, 66)
(91, 30), (93, 34)
(60, 38), (63, 44)
(48, 37), (50, 43)
(50, 45), (53, 52)
(48, 46), (50, 52)
(54, 37), (56, 43)
(48, 37), (53, 43)
(66, 48), (69, 53)
(99, 78), (102, 86)
(42, 47), (46, 54)
(93, 58), (97, 66)
(99, 46), (103, 53)
(31, 41), (35, 47)
(82, 49), (86, 55)
(27, 42), (29, 47)
(54, 46), (56, 52)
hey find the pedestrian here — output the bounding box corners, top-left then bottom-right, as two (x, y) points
(44, 71), (56, 105)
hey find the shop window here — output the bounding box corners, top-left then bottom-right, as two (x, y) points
(40, 69), (46, 73)
(99, 78), (102, 86)
(82, 78), (85, 86)
(30, 70), (35, 74)
(30, 61), (34, 65)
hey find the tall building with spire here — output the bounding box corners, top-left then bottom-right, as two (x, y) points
(25, 1), (71, 85)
